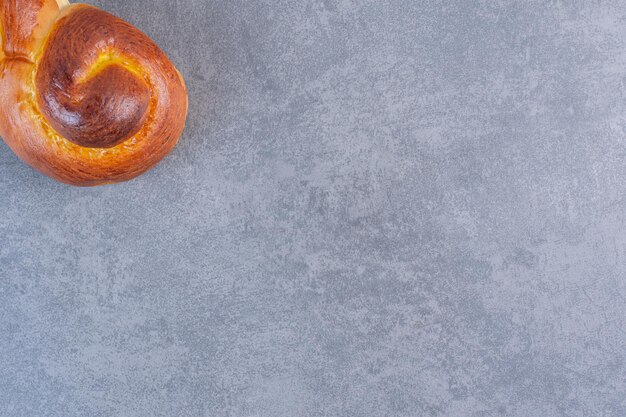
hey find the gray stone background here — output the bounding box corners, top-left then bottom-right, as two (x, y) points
(1, 0), (625, 416)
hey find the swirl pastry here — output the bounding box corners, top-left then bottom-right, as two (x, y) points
(0, 0), (188, 186)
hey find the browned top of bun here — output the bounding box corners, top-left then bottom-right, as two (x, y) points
(0, 0), (188, 186)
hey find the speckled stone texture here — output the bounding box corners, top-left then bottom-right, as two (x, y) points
(1, 0), (625, 416)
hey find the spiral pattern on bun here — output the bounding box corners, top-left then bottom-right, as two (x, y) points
(0, 0), (188, 186)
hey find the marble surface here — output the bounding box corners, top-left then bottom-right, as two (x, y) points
(2, 1), (626, 415)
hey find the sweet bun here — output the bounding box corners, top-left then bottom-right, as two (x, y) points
(0, 0), (188, 186)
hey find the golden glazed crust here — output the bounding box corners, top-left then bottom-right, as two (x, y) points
(0, 0), (188, 186)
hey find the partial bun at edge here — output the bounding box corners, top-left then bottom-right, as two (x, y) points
(0, 1), (188, 186)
